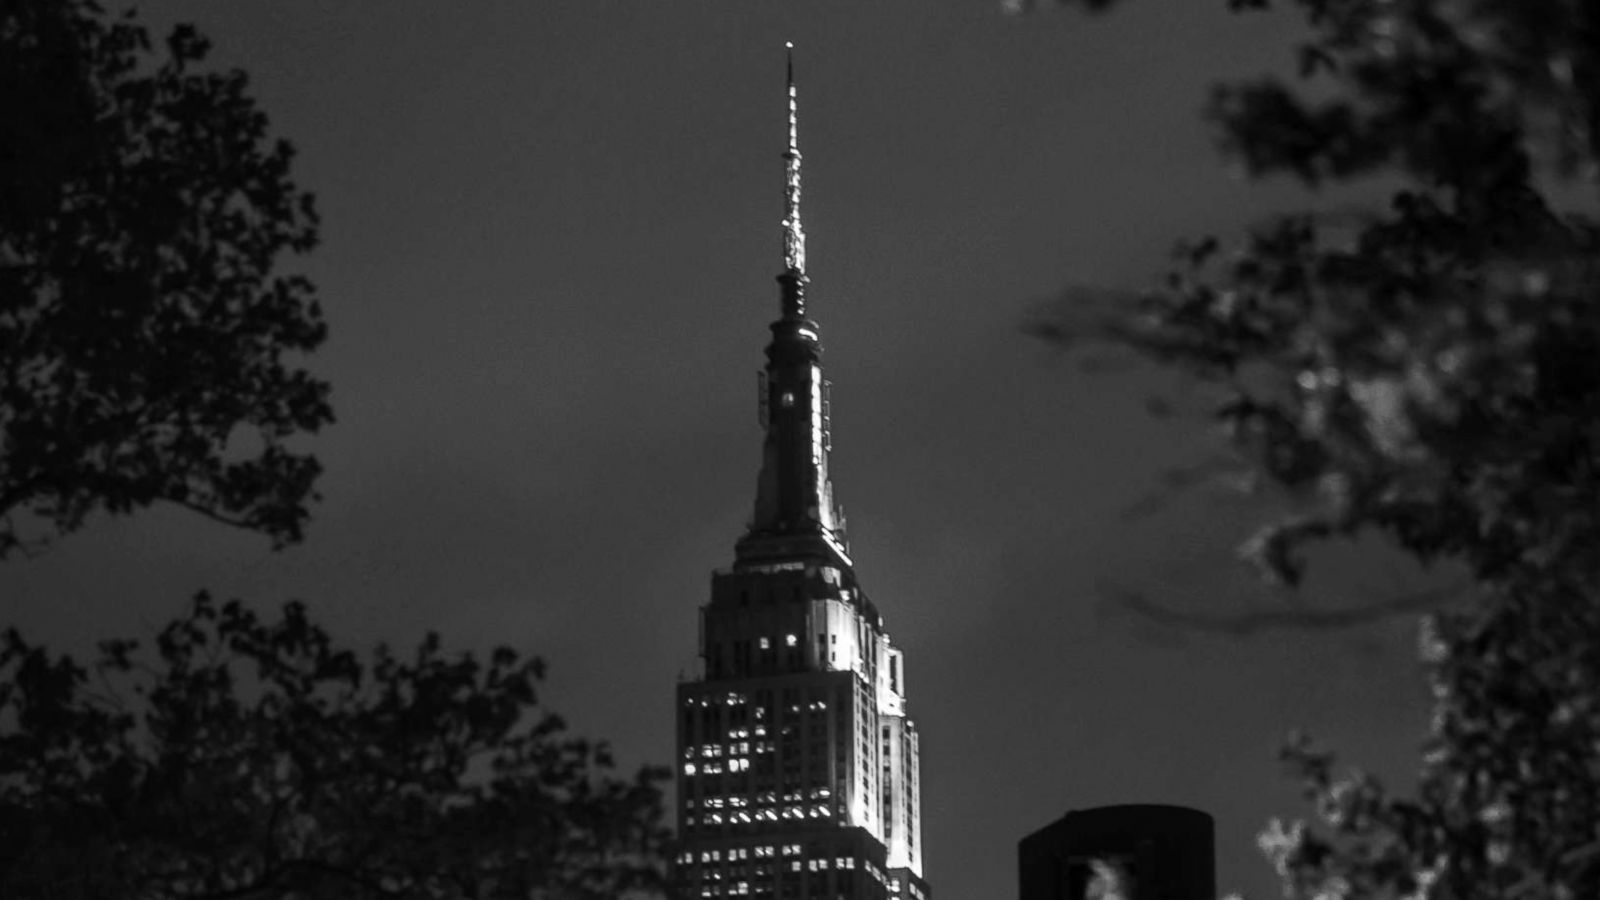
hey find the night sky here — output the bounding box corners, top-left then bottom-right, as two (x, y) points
(6, 2), (1441, 898)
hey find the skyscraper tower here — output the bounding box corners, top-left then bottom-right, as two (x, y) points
(673, 47), (930, 900)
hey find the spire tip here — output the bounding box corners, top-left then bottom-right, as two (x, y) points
(782, 42), (805, 280)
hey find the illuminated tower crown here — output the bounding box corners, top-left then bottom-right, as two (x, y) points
(672, 46), (929, 900)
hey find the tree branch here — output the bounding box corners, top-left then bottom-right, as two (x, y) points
(165, 497), (260, 533)
(1098, 578), (1470, 635)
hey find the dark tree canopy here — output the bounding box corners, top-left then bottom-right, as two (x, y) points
(0, 0), (331, 557)
(0, 596), (672, 899)
(1026, 0), (1600, 599)
(1019, 1), (1600, 897)
(1259, 580), (1600, 900)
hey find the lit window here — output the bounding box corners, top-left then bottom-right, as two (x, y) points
(760, 637), (771, 650)
(684, 762), (697, 775)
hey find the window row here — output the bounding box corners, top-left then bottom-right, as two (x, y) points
(685, 759), (754, 775)
(686, 805), (840, 826)
(690, 787), (831, 808)
(676, 849), (890, 891)
(689, 741), (775, 759)
(679, 861), (868, 883)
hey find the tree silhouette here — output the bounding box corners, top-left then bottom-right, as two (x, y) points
(0, 0), (331, 558)
(1255, 583), (1600, 900)
(1017, 1), (1600, 896)
(1025, 0), (1600, 619)
(4, 6), (674, 898)
(0, 595), (672, 899)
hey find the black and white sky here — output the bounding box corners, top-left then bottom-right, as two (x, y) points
(6, 2), (1439, 898)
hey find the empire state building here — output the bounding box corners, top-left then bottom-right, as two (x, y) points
(673, 48), (931, 900)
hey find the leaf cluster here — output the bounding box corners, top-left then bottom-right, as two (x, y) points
(1035, 0), (1600, 593)
(1262, 583), (1600, 899)
(1019, 1), (1600, 896)
(0, 596), (672, 899)
(0, 0), (332, 557)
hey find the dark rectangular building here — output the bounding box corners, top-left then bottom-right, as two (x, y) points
(1019, 805), (1214, 900)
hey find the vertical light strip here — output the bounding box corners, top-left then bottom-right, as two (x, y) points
(782, 42), (806, 275)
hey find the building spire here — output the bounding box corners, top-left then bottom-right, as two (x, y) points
(737, 43), (848, 569)
(780, 41), (806, 318)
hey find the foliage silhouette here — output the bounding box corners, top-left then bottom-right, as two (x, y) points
(0, 595), (672, 899)
(1017, 0), (1600, 897)
(0, 0), (331, 558)
(1022, 1), (1600, 608)
(3, 6), (673, 898)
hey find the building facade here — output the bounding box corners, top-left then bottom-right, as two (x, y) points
(1018, 805), (1215, 900)
(673, 48), (929, 900)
